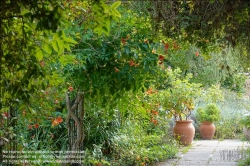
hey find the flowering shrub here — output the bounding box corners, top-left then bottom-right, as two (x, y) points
(154, 68), (202, 121)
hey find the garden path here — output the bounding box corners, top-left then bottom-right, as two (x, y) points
(154, 139), (249, 166)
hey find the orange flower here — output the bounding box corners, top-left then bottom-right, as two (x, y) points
(129, 60), (139, 67)
(146, 87), (153, 94)
(150, 118), (158, 125)
(195, 51), (199, 57)
(52, 116), (63, 126)
(68, 86), (74, 92)
(40, 60), (45, 67)
(164, 43), (169, 50)
(151, 110), (159, 115)
(3, 112), (9, 118)
(28, 125), (33, 130)
(114, 67), (119, 72)
(159, 55), (164, 61)
(129, 60), (135, 66)
(34, 124), (39, 129)
(56, 116), (63, 123)
(121, 38), (126, 45)
(52, 120), (59, 126)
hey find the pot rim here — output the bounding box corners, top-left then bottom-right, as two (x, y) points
(175, 120), (193, 123)
(201, 121), (214, 124)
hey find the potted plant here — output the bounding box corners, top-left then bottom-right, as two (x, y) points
(158, 68), (202, 145)
(196, 103), (221, 139)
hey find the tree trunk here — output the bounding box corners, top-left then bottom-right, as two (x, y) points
(63, 91), (85, 166)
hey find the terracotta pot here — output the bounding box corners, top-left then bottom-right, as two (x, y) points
(243, 127), (250, 140)
(199, 121), (216, 140)
(173, 120), (195, 145)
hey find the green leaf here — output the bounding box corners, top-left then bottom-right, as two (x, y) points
(57, 39), (64, 51)
(23, 12), (32, 18)
(18, 104), (27, 111)
(111, 1), (121, 10)
(63, 37), (78, 44)
(64, 43), (71, 51)
(57, 30), (63, 37)
(94, 26), (103, 36)
(58, 48), (64, 55)
(43, 43), (53, 55)
(51, 40), (59, 52)
(113, 10), (121, 18)
(59, 54), (75, 65)
(53, 32), (60, 40)
(28, 106), (36, 115)
(35, 49), (43, 61)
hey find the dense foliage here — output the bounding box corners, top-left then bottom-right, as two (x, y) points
(196, 103), (221, 123)
(129, 0), (250, 69)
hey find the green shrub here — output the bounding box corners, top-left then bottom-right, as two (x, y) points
(196, 103), (221, 123)
(214, 118), (243, 139)
(222, 73), (247, 94)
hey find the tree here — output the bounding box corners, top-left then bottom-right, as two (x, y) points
(0, 0), (121, 110)
(0, 0), (122, 158)
(128, 0), (250, 69)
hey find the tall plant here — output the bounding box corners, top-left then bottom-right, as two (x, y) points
(147, 68), (202, 121)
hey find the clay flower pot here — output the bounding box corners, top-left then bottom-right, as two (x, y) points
(243, 127), (250, 140)
(199, 121), (216, 140)
(173, 120), (195, 145)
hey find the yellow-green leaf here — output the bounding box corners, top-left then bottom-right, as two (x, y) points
(63, 37), (78, 44)
(111, 1), (121, 10)
(113, 10), (121, 18)
(64, 43), (71, 51)
(57, 39), (64, 51)
(43, 43), (53, 55)
(35, 49), (43, 61)
(51, 40), (59, 52)
(58, 48), (64, 55)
